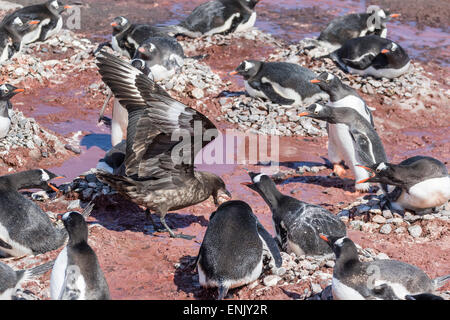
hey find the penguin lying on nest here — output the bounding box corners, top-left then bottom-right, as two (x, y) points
(303, 8), (400, 58)
(320, 234), (450, 300)
(357, 156), (450, 214)
(196, 200), (282, 300)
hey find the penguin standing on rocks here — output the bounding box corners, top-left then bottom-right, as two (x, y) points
(0, 260), (54, 300)
(0, 84), (24, 139)
(4, 1), (72, 43)
(50, 211), (110, 300)
(0, 28), (14, 63)
(133, 37), (185, 82)
(1, 16), (41, 55)
(197, 200), (282, 300)
(306, 8), (400, 57)
(357, 156), (450, 214)
(0, 169), (67, 257)
(230, 60), (329, 106)
(162, 0), (262, 37)
(242, 172), (347, 255)
(309, 72), (375, 191)
(320, 234), (450, 300)
(330, 35), (410, 79)
(299, 104), (388, 192)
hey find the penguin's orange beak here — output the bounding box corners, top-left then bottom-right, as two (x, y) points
(64, 5), (73, 9)
(47, 183), (59, 192)
(319, 234), (329, 242)
(53, 176), (65, 180)
(381, 49), (390, 54)
(390, 13), (401, 18)
(138, 47), (146, 53)
(310, 79), (321, 84)
(355, 165), (376, 184)
(57, 214), (63, 220)
(298, 112), (310, 117)
(28, 20), (40, 25)
(111, 22), (119, 27)
(229, 71), (239, 76)
(13, 88), (25, 93)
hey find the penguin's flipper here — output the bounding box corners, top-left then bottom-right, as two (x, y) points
(370, 283), (400, 300)
(256, 222), (282, 268)
(341, 52), (376, 71)
(0, 238), (13, 250)
(329, 50), (349, 72)
(251, 81), (295, 105)
(349, 129), (376, 166)
(217, 283), (229, 300)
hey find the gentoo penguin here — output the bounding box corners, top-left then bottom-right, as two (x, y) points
(106, 16), (170, 59)
(299, 104), (388, 192)
(242, 172), (346, 255)
(50, 211), (110, 300)
(320, 234), (450, 300)
(96, 140), (126, 174)
(330, 35), (410, 79)
(197, 200), (282, 300)
(1, 16), (41, 53)
(357, 156), (450, 213)
(133, 37), (185, 82)
(0, 84), (24, 139)
(310, 72), (375, 190)
(5, 1), (72, 43)
(0, 169), (67, 257)
(95, 51), (231, 239)
(162, 0), (262, 37)
(0, 260), (54, 300)
(0, 28), (14, 63)
(230, 60), (328, 106)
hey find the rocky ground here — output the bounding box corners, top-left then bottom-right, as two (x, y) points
(0, 0), (449, 301)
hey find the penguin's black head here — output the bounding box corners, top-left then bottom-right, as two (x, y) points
(38, 169), (65, 192)
(319, 234), (358, 260)
(58, 211), (88, 244)
(111, 16), (130, 32)
(237, 0), (261, 9)
(310, 72), (342, 93)
(380, 41), (401, 56)
(356, 162), (403, 186)
(14, 169), (65, 191)
(373, 9), (401, 24)
(134, 41), (160, 63)
(131, 59), (154, 80)
(0, 84), (24, 101)
(298, 103), (334, 122)
(229, 60), (261, 79)
(241, 171), (277, 201)
(46, 0), (71, 15)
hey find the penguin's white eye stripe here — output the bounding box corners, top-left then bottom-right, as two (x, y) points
(13, 17), (23, 25)
(378, 10), (386, 19)
(326, 73), (334, 81)
(40, 169), (50, 181)
(314, 104), (324, 113)
(391, 43), (398, 51)
(335, 237), (346, 246)
(0, 85), (7, 91)
(252, 173), (266, 183)
(377, 163), (387, 171)
(244, 61), (253, 71)
(51, 0), (59, 8)
(62, 212), (72, 220)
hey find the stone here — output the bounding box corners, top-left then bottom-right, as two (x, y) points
(377, 253), (390, 260)
(350, 220), (364, 230)
(67, 200), (81, 210)
(382, 210), (393, 219)
(372, 215), (387, 224)
(263, 275), (281, 287)
(379, 224), (392, 235)
(395, 227), (406, 234)
(408, 225), (422, 238)
(311, 283), (322, 294)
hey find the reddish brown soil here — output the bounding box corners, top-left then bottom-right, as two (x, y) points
(5, 0), (450, 300)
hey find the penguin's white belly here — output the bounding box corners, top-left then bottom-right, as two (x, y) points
(235, 12), (257, 33)
(396, 177), (450, 210)
(205, 13), (240, 36)
(327, 123), (357, 165)
(244, 81), (268, 100)
(44, 17), (63, 40)
(111, 99), (128, 147)
(22, 29), (41, 45)
(111, 36), (131, 58)
(0, 223), (33, 257)
(347, 61), (410, 79)
(50, 246), (68, 299)
(332, 277), (365, 300)
(331, 96), (372, 119)
(198, 255), (263, 289)
(0, 116), (11, 138)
